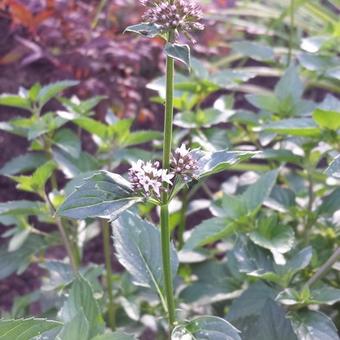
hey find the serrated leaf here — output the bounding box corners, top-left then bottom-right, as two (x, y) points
(165, 43), (191, 68)
(0, 318), (62, 340)
(112, 211), (178, 302)
(0, 152), (48, 176)
(125, 23), (162, 37)
(60, 275), (104, 338)
(38, 80), (79, 108)
(291, 311), (339, 340)
(58, 171), (141, 220)
(172, 316), (241, 340)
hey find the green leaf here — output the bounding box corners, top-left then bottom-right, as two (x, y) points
(125, 23), (162, 37)
(313, 109), (340, 130)
(262, 118), (320, 137)
(174, 109), (232, 129)
(194, 149), (257, 179)
(274, 66), (303, 102)
(184, 218), (236, 251)
(0, 318), (62, 340)
(318, 188), (340, 215)
(0, 236), (46, 279)
(249, 215), (295, 263)
(246, 94), (281, 113)
(0, 94), (31, 110)
(58, 171), (141, 220)
(37, 80), (79, 108)
(0, 200), (46, 216)
(310, 286), (340, 305)
(73, 116), (108, 138)
(326, 154), (340, 178)
(92, 331), (136, 340)
(53, 128), (81, 158)
(123, 130), (163, 147)
(231, 40), (274, 61)
(112, 211), (178, 302)
(57, 309), (89, 340)
(165, 43), (191, 68)
(211, 69), (256, 89)
(291, 311), (339, 340)
(60, 275), (104, 338)
(242, 170), (279, 212)
(8, 229), (31, 252)
(0, 152), (48, 176)
(172, 316), (241, 340)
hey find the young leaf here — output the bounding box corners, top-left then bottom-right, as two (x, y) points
(37, 80), (79, 108)
(165, 43), (191, 68)
(312, 109), (340, 130)
(58, 171), (142, 220)
(172, 316), (241, 340)
(124, 23), (162, 37)
(60, 275), (104, 339)
(112, 211), (179, 302)
(291, 310), (339, 340)
(0, 94), (31, 110)
(0, 318), (62, 340)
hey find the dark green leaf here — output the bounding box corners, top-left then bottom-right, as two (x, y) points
(318, 188), (340, 215)
(165, 43), (191, 68)
(53, 128), (81, 158)
(60, 275), (104, 338)
(326, 154), (340, 178)
(172, 316), (241, 340)
(291, 311), (339, 340)
(58, 171), (141, 220)
(0, 152), (48, 176)
(112, 211), (178, 301)
(0, 318), (62, 340)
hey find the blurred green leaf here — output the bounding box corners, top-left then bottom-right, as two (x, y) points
(165, 43), (191, 68)
(231, 40), (274, 61)
(0, 94), (31, 110)
(53, 128), (81, 158)
(125, 23), (162, 37)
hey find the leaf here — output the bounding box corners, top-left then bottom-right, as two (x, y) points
(0, 236), (46, 279)
(0, 318), (62, 340)
(53, 128), (81, 158)
(291, 310), (339, 340)
(37, 80), (79, 108)
(318, 188), (340, 215)
(8, 229), (31, 252)
(310, 286), (340, 305)
(231, 40), (274, 61)
(0, 200), (46, 216)
(58, 171), (141, 220)
(123, 130), (163, 147)
(241, 170), (279, 212)
(60, 275), (104, 339)
(246, 94), (281, 113)
(0, 94), (31, 110)
(165, 43), (191, 68)
(326, 154), (340, 178)
(274, 66), (303, 102)
(184, 218), (236, 251)
(56, 309), (89, 340)
(124, 23), (162, 37)
(112, 211), (178, 302)
(172, 316), (241, 340)
(92, 331), (136, 340)
(0, 152), (48, 176)
(263, 118), (320, 137)
(194, 149), (257, 179)
(211, 69), (256, 89)
(312, 109), (340, 130)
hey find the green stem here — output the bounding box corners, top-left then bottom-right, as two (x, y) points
(160, 30), (176, 330)
(288, 0), (295, 66)
(178, 190), (189, 250)
(102, 220), (116, 330)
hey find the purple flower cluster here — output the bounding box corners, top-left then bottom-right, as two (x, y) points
(128, 144), (198, 199)
(140, 0), (204, 34)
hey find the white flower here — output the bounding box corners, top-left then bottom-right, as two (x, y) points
(175, 144), (190, 157)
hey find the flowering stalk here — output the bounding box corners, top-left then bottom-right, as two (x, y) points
(160, 29), (176, 329)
